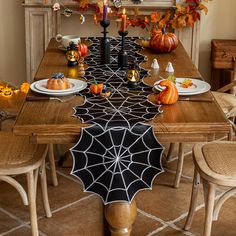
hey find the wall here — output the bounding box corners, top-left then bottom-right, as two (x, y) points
(1, 0), (236, 86)
(0, 0), (26, 87)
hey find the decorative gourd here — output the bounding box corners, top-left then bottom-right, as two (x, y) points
(20, 82), (30, 93)
(77, 43), (88, 57)
(156, 80), (179, 105)
(90, 79), (104, 94)
(150, 29), (178, 53)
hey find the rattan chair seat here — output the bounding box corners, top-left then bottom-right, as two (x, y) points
(201, 142), (236, 177)
(0, 132), (46, 175)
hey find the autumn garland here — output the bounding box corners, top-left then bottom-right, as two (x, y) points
(128, 0), (210, 31)
(54, 0), (211, 31)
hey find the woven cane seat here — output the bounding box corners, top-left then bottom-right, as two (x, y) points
(0, 132), (46, 175)
(202, 142), (236, 176)
(185, 141), (236, 235)
(193, 141), (236, 186)
(212, 92), (236, 118)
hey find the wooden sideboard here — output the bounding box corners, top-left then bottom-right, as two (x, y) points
(23, 0), (200, 82)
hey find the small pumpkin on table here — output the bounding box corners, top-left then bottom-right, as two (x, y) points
(77, 43), (88, 57)
(150, 27), (179, 53)
(89, 79), (104, 95)
(156, 79), (179, 105)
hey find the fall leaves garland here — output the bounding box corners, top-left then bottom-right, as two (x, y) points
(68, 0), (211, 31)
(128, 0), (211, 31)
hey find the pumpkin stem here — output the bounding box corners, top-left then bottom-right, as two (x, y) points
(93, 78), (98, 84)
(162, 25), (166, 34)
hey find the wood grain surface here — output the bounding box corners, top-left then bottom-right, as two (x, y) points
(13, 39), (231, 143)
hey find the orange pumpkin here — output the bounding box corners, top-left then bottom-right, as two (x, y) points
(156, 80), (179, 105)
(20, 82), (30, 93)
(77, 43), (88, 57)
(150, 29), (179, 53)
(90, 79), (103, 94)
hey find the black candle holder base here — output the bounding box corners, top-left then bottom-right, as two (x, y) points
(100, 20), (110, 65)
(68, 61), (78, 67)
(128, 81), (140, 89)
(101, 37), (110, 65)
(118, 30), (128, 69)
(118, 51), (128, 69)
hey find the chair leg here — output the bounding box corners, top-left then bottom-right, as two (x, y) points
(203, 181), (216, 236)
(27, 170), (39, 236)
(174, 142), (184, 188)
(184, 168), (201, 231)
(0, 176), (28, 205)
(166, 143), (176, 162)
(48, 144), (58, 186)
(39, 159), (52, 218)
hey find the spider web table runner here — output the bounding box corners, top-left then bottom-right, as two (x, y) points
(70, 37), (164, 204)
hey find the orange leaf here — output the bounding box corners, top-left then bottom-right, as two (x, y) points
(198, 3), (208, 15)
(79, 0), (89, 9)
(187, 14), (195, 27)
(177, 16), (187, 29)
(150, 12), (162, 23)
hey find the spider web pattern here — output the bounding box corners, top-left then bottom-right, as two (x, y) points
(78, 37), (153, 99)
(71, 123), (164, 204)
(71, 37), (164, 204)
(73, 95), (162, 130)
(75, 37), (161, 126)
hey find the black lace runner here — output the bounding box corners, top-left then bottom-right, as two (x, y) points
(70, 37), (164, 204)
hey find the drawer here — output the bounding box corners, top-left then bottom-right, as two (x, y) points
(211, 39), (236, 69)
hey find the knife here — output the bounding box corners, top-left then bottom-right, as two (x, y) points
(178, 97), (214, 102)
(26, 95), (76, 102)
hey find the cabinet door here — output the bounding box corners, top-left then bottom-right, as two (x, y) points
(25, 7), (53, 82)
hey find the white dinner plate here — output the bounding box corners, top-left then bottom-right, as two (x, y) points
(154, 78), (211, 96)
(30, 78), (87, 96)
(34, 79), (84, 93)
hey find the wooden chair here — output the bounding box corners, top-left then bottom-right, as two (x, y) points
(184, 141), (236, 236)
(0, 132), (52, 236)
(168, 79), (236, 188)
(0, 107), (58, 187)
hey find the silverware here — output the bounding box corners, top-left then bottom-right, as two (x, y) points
(178, 97), (214, 102)
(26, 95), (76, 102)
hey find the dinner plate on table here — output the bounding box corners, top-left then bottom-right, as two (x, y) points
(154, 78), (211, 96)
(30, 78), (87, 96)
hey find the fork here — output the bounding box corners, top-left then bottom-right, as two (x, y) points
(26, 95), (76, 102)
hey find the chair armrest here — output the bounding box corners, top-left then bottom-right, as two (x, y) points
(217, 80), (236, 93)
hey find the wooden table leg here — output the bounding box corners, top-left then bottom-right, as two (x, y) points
(104, 200), (137, 236)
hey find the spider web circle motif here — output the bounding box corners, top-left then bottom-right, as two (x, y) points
(70, 123), (164, 204)
(74, 95), (161, 130)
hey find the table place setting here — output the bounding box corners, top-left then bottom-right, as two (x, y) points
(154, 78), (211, 96)
(30, 78), (87, 97)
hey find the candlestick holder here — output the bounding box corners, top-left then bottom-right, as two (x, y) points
(118, 30), (128, 69)
(100, 20), (110, 64)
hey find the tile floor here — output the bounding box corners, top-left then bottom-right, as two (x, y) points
(1, 138), (236, 236)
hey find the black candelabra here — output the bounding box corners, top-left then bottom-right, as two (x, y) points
(100, 20), (110, 64)
(118, 30), (128, 69)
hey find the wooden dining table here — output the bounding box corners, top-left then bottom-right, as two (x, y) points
(13, 38), (231, 236)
